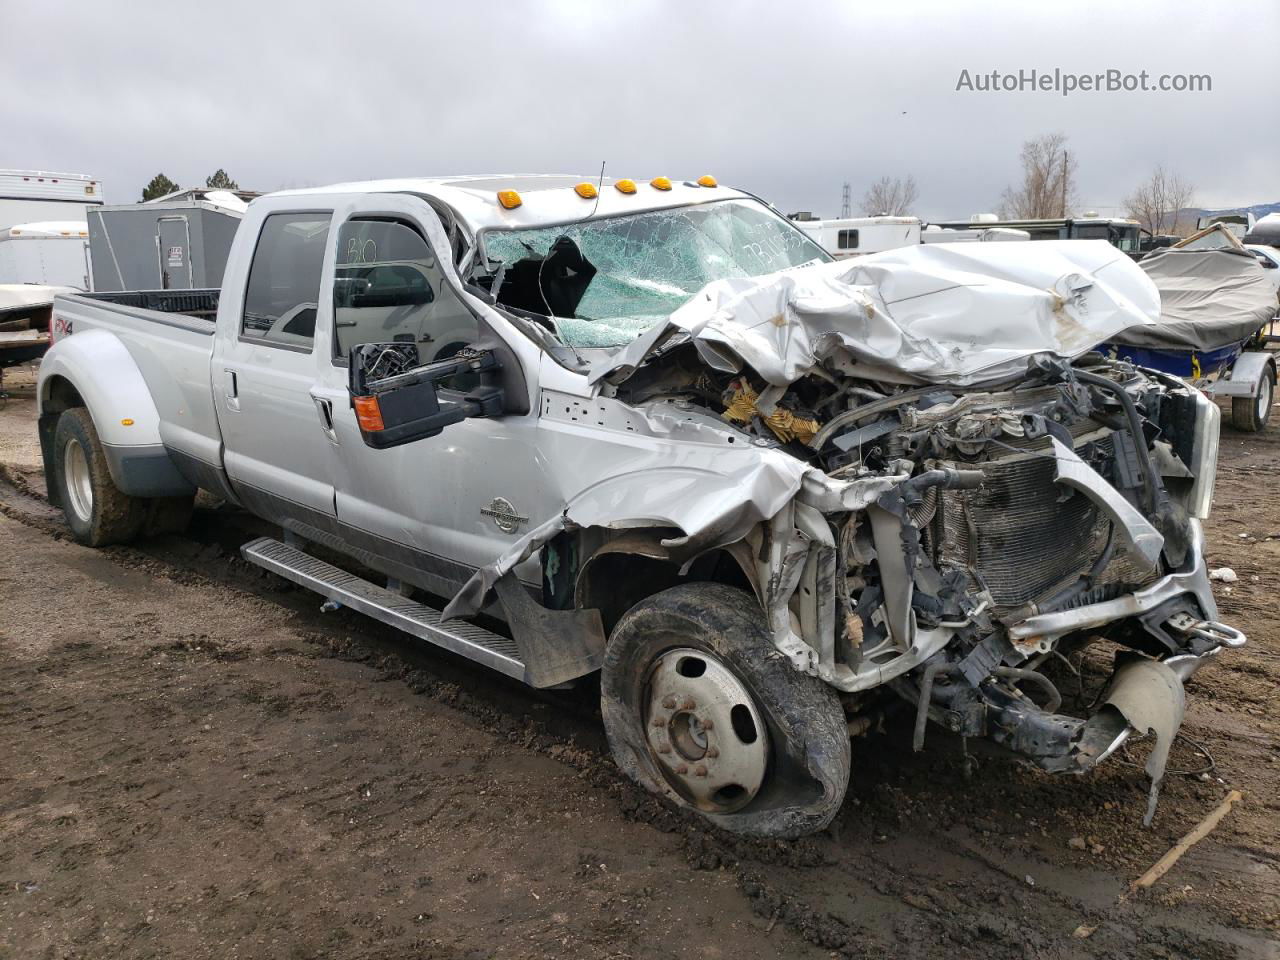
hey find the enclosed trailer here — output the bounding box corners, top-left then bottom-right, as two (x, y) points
(87, 191), (246, 291)
(0, 170), (103, 230)
(0, 221), (91, 289)
(788, 215), (922, 259)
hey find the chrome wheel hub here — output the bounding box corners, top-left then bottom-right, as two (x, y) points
(64, 438), (93, 524)
(645, 647), (769, 813)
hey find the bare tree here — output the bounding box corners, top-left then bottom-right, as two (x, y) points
(999, 133), (1077, 218)
(1123, 166), (1196, 235)
(859, 175), (919, 216)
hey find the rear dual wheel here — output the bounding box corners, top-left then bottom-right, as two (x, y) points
(53, 408), (192, 547)
(600, 583), (850, 838)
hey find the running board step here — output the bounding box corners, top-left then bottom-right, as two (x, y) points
(240, 536), (526, 681)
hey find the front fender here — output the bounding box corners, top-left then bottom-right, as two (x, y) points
(442, 455), (810, 622)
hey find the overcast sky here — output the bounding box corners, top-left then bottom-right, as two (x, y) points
(2, 0), (1275, 219)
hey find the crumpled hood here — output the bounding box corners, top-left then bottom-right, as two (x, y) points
(592, 240), (1160, 388)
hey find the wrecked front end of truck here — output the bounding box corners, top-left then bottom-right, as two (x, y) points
(767, 358), (1237, 821)
(455, 197), (1246, 833)
(584, 239), (1245, 822)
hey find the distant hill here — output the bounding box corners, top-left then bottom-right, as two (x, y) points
(1179, 201), (1280, 222)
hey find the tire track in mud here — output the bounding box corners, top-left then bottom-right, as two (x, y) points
(1, 470), (1275, 959)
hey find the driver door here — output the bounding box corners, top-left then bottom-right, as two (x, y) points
(312, 196), (550, 599)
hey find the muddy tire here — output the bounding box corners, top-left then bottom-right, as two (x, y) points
(1230, 365), (1274, 433)
(53, 408), (147, 547)
(600, 583), (850, 838)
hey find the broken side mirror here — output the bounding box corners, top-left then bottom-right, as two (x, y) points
(347, 342), (504, 449)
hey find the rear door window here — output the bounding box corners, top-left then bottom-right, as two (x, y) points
(240, 212), (332, 349)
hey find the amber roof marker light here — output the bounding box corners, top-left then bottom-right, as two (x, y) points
(496, 190), (523, 209)
(697, 175), (718, 188)
(574, 182), (598, 199)
(650, 176), (672, 191)
(614, 179), (637, 194)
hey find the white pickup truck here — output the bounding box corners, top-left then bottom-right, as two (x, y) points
(39, 175), (1245, 836)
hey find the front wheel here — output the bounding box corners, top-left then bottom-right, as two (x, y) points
(53, 408), (147, 546)
(1231, 365), (1275, 432)
(600, 583), (850, 838)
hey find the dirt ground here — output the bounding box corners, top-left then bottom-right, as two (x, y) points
(0, 362), (1277, 960)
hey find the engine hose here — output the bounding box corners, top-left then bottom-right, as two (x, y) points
(900, 467), (985, 502)
(1072, 369), (1165, 516)
(812, 386), (940, 450)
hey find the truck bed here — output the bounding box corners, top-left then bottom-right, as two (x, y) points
(74, 288), (220, 322)
(51, 288), (224, 475)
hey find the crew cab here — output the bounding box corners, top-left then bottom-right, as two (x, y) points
(38, 175), (1245, 836)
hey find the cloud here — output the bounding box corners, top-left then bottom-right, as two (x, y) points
(2, 0), (1275, 217)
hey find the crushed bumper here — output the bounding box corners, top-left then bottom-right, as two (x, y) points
(908, 519), (1244, 819)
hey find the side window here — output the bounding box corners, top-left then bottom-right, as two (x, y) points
(837, 228), (859, 250)
(240, 213), (331, 348)
(333, 218), (479, 363)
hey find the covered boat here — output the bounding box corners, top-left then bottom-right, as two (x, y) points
(1102, 225), (1279, 431)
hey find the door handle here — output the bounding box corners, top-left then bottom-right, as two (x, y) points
(224, 368), (240, 412)
(312, 395), (339, 444)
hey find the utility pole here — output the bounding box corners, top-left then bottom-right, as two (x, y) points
(1060, 150), (1069, 217)
(841, 182), (851, 219)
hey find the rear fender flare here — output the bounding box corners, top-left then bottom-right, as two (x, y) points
(38, 331), (170, 493)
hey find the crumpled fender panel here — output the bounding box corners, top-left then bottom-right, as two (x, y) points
(442, 453), (807, 620)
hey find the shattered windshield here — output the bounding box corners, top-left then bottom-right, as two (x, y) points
(480, 198), (830, 348)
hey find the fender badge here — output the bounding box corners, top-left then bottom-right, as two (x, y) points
(481, 497), (528, 534)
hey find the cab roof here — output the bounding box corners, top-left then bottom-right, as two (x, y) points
(268, 174), (754, 232)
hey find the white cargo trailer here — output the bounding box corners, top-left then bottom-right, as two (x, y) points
(0, 221), (91, 289)
(789, 215), (922, 259)
(0, 170), (104, 230)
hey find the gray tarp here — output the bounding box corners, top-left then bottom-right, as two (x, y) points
(1110, 248), (1278, 351)
(592, 240), (1160, 388)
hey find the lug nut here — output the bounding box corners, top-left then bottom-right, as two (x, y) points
(661, 695), (677, 710)
(656, 743), (671, 755)
(694, 764), (708, 777)
(701, 719), (714, 731)
(675, 763), (688, 775)
(682, 698), (697, 710)
(651, 716), (667, 728)
(706, 747), (719, 758)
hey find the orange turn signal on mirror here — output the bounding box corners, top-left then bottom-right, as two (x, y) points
(353, 395), (385, 432)
(649, 176), (672, 191)
(614, 178), (637, 194)
(574, 181), (598, 199)
(697, 174), (718, 188)
(496, 189), (523, 209)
